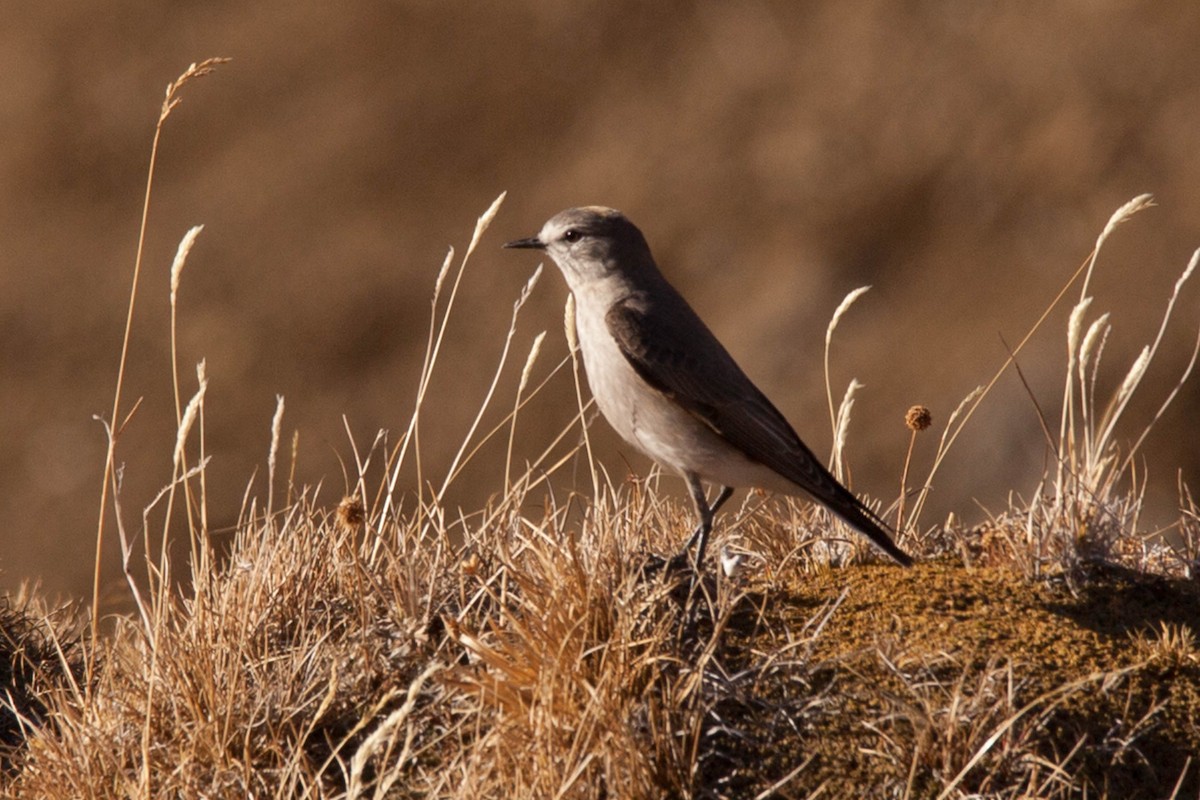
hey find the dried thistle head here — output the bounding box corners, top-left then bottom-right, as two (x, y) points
(337, 495), (365, 531)
(905, 405), (932, 432)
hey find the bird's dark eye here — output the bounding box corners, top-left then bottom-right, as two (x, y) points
(562, 229), (581, 243)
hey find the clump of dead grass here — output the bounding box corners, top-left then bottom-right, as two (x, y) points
(1022, 199), (1200, 578)
(969, 201), (1200, 587)
(910, 195), (1200, 586)
(0, 596), (85, 777)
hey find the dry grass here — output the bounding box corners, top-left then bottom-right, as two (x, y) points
(1, 63), (1198, 799)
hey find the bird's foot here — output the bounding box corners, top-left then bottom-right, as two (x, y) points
(668, 549), (700, 574)
(639, 550), (698, 581)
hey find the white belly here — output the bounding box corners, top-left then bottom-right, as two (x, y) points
(572, 291), (797, 494)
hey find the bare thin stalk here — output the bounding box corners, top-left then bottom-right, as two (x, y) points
(90, 58), (228, 670)
(381, 192), (507, 530)
(1095, 250), (1196, 459)
(824, 286), (871, 459)
(896, 430), (917, 532)
(506, 331), (546, 491)
(436, 265), (541, 502)
(566, 293), (601, 504)
(164, 228), (206, 594)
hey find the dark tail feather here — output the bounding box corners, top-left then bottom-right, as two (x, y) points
(826, 488), (914, 567)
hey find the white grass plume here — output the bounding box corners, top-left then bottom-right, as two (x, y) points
(824, 286), (871, 444)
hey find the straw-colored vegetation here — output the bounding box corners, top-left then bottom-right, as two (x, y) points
(2, 60), (1199, 799)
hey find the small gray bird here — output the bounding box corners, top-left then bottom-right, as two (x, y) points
(504, 207), (912, 569)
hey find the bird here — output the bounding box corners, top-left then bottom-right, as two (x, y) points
(503, 206), (912, 569)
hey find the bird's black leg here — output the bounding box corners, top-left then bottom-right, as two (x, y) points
(682, 475), (734, 567)
(709, 484), (734, 517)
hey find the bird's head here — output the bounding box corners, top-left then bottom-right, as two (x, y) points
(504, 206), (656, 291)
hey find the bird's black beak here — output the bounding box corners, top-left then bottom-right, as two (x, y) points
(503, 236), (544, 250)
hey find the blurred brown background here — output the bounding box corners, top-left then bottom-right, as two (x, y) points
(2, 1), (1198, 603)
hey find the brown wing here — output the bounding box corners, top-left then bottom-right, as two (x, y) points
(606, 291), (912, 566)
